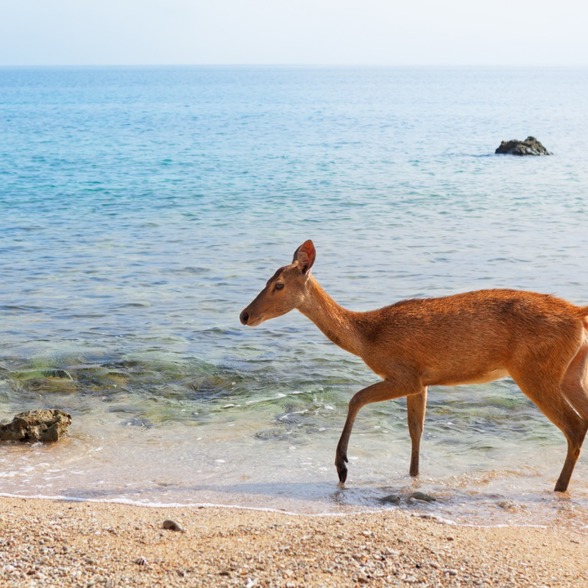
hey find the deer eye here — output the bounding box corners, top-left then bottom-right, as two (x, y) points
(274, 283), (284, 291)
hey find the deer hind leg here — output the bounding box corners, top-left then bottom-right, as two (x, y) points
(554, 342), (588, 491)
(511, 369), (587, 492)
(561, 342), (588, 421)
(407, 387), (428, 477)
(335, 376), (422, 484)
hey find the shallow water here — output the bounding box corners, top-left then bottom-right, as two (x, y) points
(1, 66), (588, 527)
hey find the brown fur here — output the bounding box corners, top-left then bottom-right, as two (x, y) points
(240, 240), (588, 492)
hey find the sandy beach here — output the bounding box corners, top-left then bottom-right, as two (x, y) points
(0, 497), (586, 587)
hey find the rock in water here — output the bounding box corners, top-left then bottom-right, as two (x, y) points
(495, 136), (552, 156)
(380, 494), (401, 505)
(0, 409), (72, 442)
(409, 491), (437, 503)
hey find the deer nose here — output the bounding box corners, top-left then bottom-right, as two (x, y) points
(240, 310), (249, 325)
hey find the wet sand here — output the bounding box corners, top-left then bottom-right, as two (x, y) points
(0, 496), (586, 586)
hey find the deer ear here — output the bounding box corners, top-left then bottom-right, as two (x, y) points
(293, 240), (316, 274)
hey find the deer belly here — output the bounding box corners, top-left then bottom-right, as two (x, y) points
(429, 367), (510, 386)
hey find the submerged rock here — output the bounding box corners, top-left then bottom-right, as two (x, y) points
(0, 409), (72, 443)
(380, 494), (401, 505)
(495, 136), (552, 156)
(409, 491), (437, 503)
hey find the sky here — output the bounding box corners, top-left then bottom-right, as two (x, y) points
(0, 0), (587, 67)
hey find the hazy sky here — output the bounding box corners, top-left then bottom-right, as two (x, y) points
(1, 0), (586, 66)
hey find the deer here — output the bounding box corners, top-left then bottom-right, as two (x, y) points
(239, 240), (588, 492)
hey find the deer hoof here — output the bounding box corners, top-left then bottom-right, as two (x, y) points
(336, 460), (348, 483)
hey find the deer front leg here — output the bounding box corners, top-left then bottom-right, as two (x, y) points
(335, 378), (422, 484)
(407, 387), (427, 477)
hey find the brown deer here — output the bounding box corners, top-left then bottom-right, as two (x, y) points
(240, 240), (588, 492)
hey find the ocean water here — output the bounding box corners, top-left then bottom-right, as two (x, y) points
(1, 66), (588, 527)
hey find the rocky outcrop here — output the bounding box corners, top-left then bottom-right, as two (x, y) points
(495, 136), (552, 156)
(0, 409), (72, 443)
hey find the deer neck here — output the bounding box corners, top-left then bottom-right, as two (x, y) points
(297, 276), (363, 357)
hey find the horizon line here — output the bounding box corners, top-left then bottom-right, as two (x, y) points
(1, 62), (587, 69)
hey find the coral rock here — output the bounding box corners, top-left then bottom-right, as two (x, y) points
(0, 409), (72, 443)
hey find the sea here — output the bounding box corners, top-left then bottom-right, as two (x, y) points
(1, 66), (588, 529)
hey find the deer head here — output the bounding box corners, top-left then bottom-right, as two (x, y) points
(240, 240), (316, 326)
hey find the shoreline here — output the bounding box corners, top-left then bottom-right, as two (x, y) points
(2, 491), (587, 530)
(1, 496), (586, 587)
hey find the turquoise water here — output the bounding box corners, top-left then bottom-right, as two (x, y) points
(1, 66), (588, 526)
